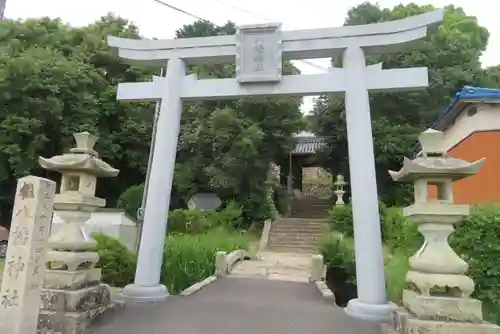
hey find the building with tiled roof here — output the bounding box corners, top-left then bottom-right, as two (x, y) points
(429, 86), (500, 204)
(277, 132), (329, 195)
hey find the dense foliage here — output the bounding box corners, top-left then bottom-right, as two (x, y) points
(0, 17), (304, 226)
(308, 3), (498, 205)
(0, 16), (155, 222)
(321, 204), (500, 324)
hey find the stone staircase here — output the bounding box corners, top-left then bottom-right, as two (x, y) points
(290, 197), (331, 218)
(267, 217), (329, 253)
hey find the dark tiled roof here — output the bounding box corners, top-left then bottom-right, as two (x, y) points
(292, 137), (326, 154)
(434, 86), (500, 131)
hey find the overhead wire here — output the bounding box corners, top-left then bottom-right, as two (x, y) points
(150, 0), (329, 72)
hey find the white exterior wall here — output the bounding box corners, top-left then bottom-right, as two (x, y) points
(442, 103), (500, 151)
(51, 210), (138, 251)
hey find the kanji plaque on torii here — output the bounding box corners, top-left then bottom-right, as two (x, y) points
(108, 9), (444, 322)
(236, 23), (282, 83)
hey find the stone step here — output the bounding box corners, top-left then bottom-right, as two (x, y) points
(275, 217), (328, 222)
(269, 236), (323, 242)
(270, 230), (326, 235)
(268, 237), (323, 244)
(292, 204), (331, 209)
(267, 244), (319, 253)
(269, 235), (325, 241)
(289, 213), (329, 219)
(291, 210), (329, 215)
(271, 224), (329, 231)
(272, 219), (328, 226)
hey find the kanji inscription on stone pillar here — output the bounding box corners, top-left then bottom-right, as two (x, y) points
(236, 23), (282, 83)
(0, 176), (56, 334)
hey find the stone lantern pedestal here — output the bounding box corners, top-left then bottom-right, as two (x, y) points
(37, 132), (121, 334)
(385, 129), (500, 334)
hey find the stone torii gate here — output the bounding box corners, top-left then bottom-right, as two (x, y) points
(108, 9), (443, 322)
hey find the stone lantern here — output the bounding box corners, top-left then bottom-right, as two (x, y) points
(386, 129), (499, 333)
(334, 174), (347, 206)
(37, 132), (120, 333)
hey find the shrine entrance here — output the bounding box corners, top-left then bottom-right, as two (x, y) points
(108, 9), (443, 322)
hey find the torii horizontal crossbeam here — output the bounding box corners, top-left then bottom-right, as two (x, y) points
(116, 66), (429, 101)
(108, 9), (443, 66)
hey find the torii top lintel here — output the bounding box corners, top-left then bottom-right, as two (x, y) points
(108, 9), (443, 67)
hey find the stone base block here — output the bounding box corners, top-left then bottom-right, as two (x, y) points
(41, 283), (111, 312)
(405, 317), (500, 333)
(43, 268), (101, 290)
(38, 300), (122, 334)
(387, 308), (500, 334)
(403, 289), (483, 322)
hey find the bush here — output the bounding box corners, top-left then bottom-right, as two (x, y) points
(319, 232), (356, 282)
(452, 205), (500, 324)
(168, 208), (210, 234)
(327, 201), (387, 237)
(327, 205), (354, 236)
(205, 201), (243, 230)
(92, 233), (137, 287)
(168, 202), (244, 234)
(92, 230), (249, 293)
(117, 184), (144, 218)
(382, 207), (422, 256)
(273, 184), (291, 216)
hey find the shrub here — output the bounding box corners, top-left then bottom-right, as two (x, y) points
(273, 184), (291, 216)
(452, 205), (500, 324)
(168, 208), (210, 234)
(327, 201), (387, 237)
(319, 232), (356, 282)
(168, 202), (244, 234)
(327, 205), (354, 236)
(205, 200), (243, 230)
(92, 233), (137, 287)
(117, 184), (144, 218)
(92, 230), (249, 293)
(382, 207), (422, 256)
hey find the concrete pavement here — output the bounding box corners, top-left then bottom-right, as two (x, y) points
(90, 277), (381, 334)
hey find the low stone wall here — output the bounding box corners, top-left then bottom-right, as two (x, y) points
(310, 254), (335, 302)
(258, 219), (273, 253)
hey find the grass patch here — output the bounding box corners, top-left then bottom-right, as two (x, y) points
(385, 253), (410, 303)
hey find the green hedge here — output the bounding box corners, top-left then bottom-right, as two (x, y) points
(322, 204), (500, 324)
(168, 201), (243, 234)
(93, 229), (249, 294)
(327, 202), (388, 238)
(452, 205), (500, 323)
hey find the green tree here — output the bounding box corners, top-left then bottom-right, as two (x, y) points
(481, 65), (500, 88)
(0, 15), (155, 223)
(309, 3), (491, 205)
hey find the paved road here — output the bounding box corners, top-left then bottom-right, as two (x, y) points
(90, 277), (382, 334)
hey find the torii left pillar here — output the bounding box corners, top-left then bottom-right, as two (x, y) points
(121, 58), (186, 301)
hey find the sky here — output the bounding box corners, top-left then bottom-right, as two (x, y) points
(4, 0), (499, 113)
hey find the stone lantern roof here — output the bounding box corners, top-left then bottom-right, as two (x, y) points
(389, 129), (485, 182)
(38, 132), (119, 177)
